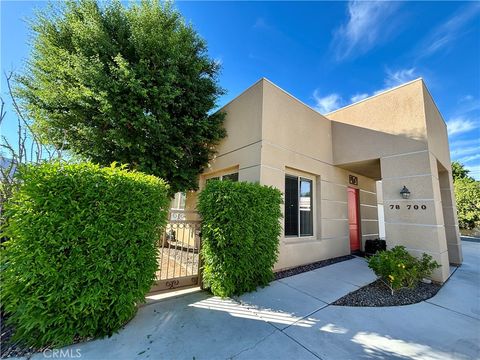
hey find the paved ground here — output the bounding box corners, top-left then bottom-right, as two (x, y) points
(26, 241), (479, 360)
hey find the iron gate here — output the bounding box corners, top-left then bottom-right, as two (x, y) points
(150, 211), (202, 292)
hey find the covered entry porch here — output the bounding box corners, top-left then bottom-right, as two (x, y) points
(334, 148), (461, 282)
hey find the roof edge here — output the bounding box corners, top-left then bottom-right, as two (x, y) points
(261, 77), (331, 120)
(420, 81), (448, 129)
(325, 77), (424, 116)
(217, 77), (265, 112)
(219, 76), (331, 120)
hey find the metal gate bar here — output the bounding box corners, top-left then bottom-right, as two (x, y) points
(151, 211), (201, 293)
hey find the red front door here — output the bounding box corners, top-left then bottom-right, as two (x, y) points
(348, 187), (360, 252)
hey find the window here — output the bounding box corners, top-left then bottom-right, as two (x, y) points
(170, 192), (186, 210)
(170, 192), (187, 220)
(285, 175), (313, 237)
(222, 172), (239, 182)
(206, 177), (220, 183)
(206, 172), (239, 183)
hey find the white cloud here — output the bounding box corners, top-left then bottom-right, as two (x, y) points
(313, 90), (342, 113)
(253, 17), (271, 30)
(448, 116), (479, 170)
(416, 3), (480, 59)
(459, 153), (480, 164)
(446, 117), (477, 136)
(350, 93), (369, 103)
(384, 68), (418, 88)
(450, 138), (480, 149)
(465, 164), (480, 181)
(370, 68), (420, 96)
(332, 1), (401, 61)
(455, 94), (480, 115)
(451, 145), (480, 158)
(348, 68), (420, 105)
(459, 95), (474, 102)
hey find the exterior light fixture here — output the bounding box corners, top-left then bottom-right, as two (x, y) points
(400, 186), (411, 199)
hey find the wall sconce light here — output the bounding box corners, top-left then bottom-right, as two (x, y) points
(400, 185), (411, 199)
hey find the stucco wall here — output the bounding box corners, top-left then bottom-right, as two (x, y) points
(331, 121), (428, 166)
(261, 80), (334, 164)
(186, 77), (459, 282)
(260, 80), (378, 271)
(324, 79), (461, 281)
(200, 79), (264, 184)
(380, 151), (451, 281)
(185, 80), (265, 214)
(422, 83), (452, 170)
(326, 79), (428, 142)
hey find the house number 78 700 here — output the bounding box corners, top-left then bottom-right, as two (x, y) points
(389, 204), (427, 210)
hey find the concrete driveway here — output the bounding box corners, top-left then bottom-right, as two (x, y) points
(27, 240), (479, 360)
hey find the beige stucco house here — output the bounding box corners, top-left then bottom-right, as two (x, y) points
(182, 77), (462, 283)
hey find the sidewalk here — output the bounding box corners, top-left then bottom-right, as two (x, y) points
(24, 241), (480, 360)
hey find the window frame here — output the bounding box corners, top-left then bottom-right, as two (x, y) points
(221, 172), (239, 182)
(284, 173), (315, 238)
(205, 171), (239, 183)
(170, 192), (187, 210)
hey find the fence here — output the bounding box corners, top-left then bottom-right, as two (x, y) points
(150, 210), (202, 292)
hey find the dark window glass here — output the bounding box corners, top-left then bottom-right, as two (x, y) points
(285, 175), (299, 236)
(223, 172), (239, 182)
(299, 178), (313, 236)
(206, 177), (220, 183)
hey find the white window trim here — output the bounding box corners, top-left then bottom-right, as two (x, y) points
(170, 192), (186, 211)
(207, 172), (238, 181)
(202, 166), (240, 188)
(284, 172), (316, 240)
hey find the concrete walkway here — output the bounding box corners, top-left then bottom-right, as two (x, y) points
(29, 241), (479, 360)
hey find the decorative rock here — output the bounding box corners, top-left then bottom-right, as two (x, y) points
(332, 279), (442, 307)
(274, 255), (355, 280)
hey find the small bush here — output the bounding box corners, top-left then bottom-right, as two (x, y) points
(1, 162), (169, 347)
(368, 246), (440, 294)
(198, 180), (282, 297)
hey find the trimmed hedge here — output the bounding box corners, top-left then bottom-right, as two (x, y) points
(1, 162), (169, 347)
(198, 180), (282, 297)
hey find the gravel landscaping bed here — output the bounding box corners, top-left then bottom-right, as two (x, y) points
(332, 278), (442, 307)
(0, 311), (45, 359)
(274, 255), (355, 280)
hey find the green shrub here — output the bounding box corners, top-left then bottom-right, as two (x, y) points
(198, 180), (282, 297)
(368, 246), (440, 294)
(1, 162), (169, 347)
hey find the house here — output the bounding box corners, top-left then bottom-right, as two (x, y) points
(180, 78), (462, 283)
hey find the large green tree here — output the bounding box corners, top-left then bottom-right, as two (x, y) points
(451, 161), (480, 230)
(452, 161), (471, 181)
(17, 0), (225, 192)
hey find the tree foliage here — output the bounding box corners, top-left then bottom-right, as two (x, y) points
(451, 161), (480, 230)
(452, 161), (471, 181)
(454, 177), (480, 230)
(16, 0), (225, 193)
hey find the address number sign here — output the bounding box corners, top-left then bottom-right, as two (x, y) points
(389, 204), (427, 210)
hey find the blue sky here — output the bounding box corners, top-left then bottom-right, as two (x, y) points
(1, 1), (479, 178)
